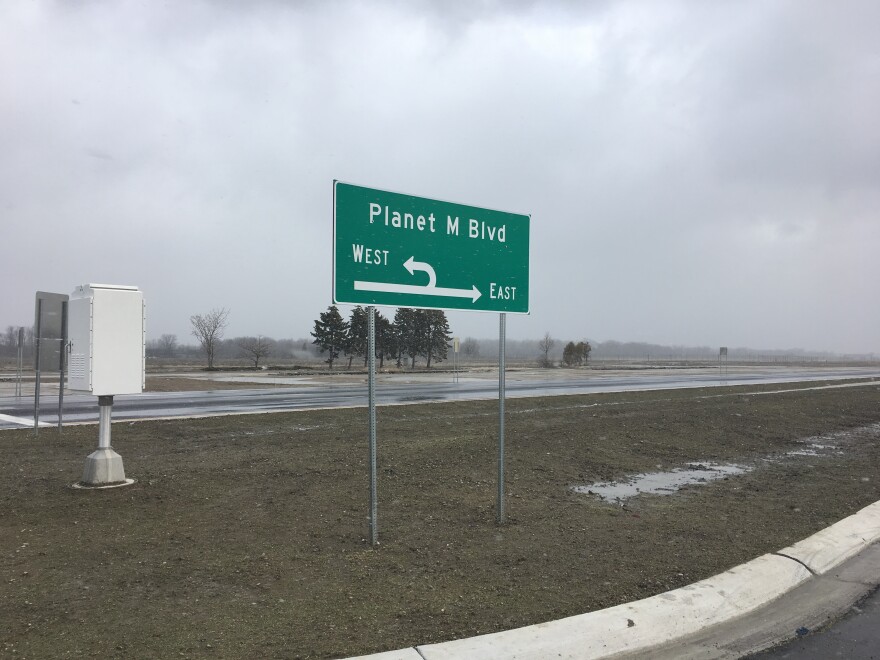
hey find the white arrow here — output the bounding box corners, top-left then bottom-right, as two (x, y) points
(354, 257), (482, 303)
(354, 280), (482, 302)
(404, 256), (436, 288)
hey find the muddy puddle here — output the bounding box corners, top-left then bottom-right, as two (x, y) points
(573, 463), (748, 502)
(574, 425), (876, 504)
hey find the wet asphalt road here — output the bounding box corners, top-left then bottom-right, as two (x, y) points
(2, 367), (878, 430)
(750, 586), (880, 659)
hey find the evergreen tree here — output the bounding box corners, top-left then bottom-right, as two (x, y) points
(562, 340), (592, 366)
(375, 310), (395, 369)
(562, 341), (577, 367)
(348, 306), (368, 367)
(394, 307), (425, 369)
(311, 305), (349, 369)
(392, 309), (406, 367)
(577, 341), (592, 365)
(423, 309), (451, 368)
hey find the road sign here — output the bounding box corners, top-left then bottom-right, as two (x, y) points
(34, 291), (68, 371)
(333, 181), (530, 313)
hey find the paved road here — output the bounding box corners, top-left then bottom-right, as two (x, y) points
(750, 585), (880, 659)
(1, 367), (878, 430)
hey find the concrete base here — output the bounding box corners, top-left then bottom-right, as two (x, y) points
(81, 448), (126, 486)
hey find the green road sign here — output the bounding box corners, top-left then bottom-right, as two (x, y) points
(333, 181), (530, 314)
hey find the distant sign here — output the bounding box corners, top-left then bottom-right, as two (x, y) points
(720, 347), (728, 357)
(34, 291), (69, 372)
(333, 181), (530, 313)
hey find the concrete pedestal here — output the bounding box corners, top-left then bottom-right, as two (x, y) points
(79, 395), (127, 486)
(81, 447), (126, 485)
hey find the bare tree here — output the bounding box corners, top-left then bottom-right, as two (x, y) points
(538, 332), (556, 368)
(1, 326), (17, 357)
(158, 333), (178, 358)
(190, 308), (230, 369)
(461, 337), (480, 359)
(238, 336), (271, 368)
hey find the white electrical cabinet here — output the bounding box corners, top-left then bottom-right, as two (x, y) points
(67, 284), (145, 395)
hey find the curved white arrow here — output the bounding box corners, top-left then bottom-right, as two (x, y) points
(403, 256), (436, 288)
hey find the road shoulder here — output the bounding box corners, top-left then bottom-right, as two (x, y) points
(351, 501), (880, 659)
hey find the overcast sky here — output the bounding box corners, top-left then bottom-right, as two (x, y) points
(2, 1), (878, 354)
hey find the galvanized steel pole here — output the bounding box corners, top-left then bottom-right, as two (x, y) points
(58, 301), (67, 432)
(15, 328), (23, 398)
(98, 396), (113, 449)
(367, 306), (378, 546)
(34, 299), (42, 435)
(497, 313), (506, 524)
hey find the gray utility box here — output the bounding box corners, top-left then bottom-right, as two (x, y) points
(68, 284), (145, 395)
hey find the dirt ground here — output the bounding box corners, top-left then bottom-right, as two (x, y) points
(2, 382), (879, 659)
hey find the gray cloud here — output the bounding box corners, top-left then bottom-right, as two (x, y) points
(1, 0), (878, 354)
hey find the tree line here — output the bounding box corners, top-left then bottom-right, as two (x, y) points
(537, 332), (591, 368)
(311, 305), (452, 369)
(0, 326), (33, 359)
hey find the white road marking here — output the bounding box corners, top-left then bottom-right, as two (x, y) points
(0, 414), (51, 427)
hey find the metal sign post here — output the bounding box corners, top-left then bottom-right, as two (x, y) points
(15, 327), (24, 398)
(367, 306), (378, 546)
(333, 181), (530, 542)
(497, 314), (507, 524)
(33, 299), (42, 434)
(58, 301), (68, 432)
(33, 292), (69, 433)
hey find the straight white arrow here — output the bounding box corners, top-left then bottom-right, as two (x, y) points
(354, 280), (481, 302)
(355, 257), (482, 303)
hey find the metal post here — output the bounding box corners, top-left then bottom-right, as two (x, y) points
(367, 306), (378, 546)
(15, 328), (23, 398)
(34, 299), (42, 434)
(452, 343), (457, 383)
(58, 301), (67, 432)
(98, 396), (113, 449)
(497, 313), (506, 524)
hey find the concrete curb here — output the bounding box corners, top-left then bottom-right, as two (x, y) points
(344, 650), (423, 660)
(344, 500), (880, 660)
(415, 554), (810, 659)
(778, 500), (880, 575)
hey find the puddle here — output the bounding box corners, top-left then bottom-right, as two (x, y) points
(573, 463), (748, 503)
(785, 443), (842, 457)
(573, 424), (880, 504)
